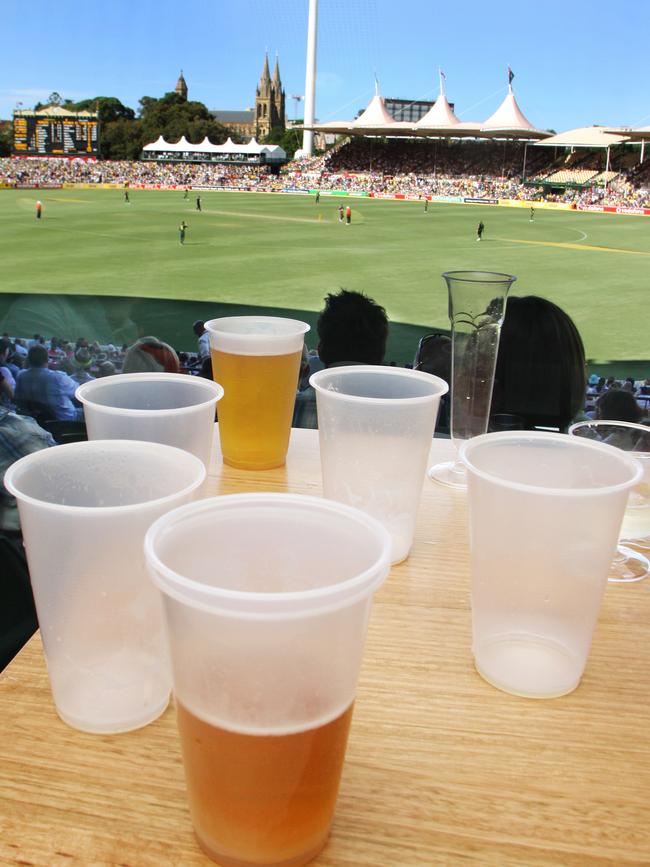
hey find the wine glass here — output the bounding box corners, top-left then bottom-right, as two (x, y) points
(428, 271), (516, 489)
(569, 420), (650, 582)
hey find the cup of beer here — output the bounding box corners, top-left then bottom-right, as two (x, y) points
(205, 316), (310, 469)
(77, 373), (223, 470)
(4, 440), (206, 733)
(310, 365), (449, 563)
(145, 493), (391, 866)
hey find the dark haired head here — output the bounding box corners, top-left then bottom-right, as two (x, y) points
(317, 289), (388, 367)
(596, 389), (643, 423)
(492, 295), (587, 431)
(27, 344), (49, 368)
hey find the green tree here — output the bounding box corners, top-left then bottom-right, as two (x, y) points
(138, 92), (229, 146)
(0, 122), (11, 157)
(69, 96), (136, 123)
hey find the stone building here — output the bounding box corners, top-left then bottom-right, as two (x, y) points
(255, 54), (285, 138)
(175, 71), (188, 101)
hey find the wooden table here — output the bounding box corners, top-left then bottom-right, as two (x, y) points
(1, 429), (649, 866)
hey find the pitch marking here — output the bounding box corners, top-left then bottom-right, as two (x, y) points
(493, 237), (650, 256)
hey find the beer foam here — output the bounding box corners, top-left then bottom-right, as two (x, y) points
(176, 698), (353, 738)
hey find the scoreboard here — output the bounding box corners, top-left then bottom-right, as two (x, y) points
(13, 113), (99, 157)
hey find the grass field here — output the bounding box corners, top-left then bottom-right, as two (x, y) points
(1, 187), (649, 369)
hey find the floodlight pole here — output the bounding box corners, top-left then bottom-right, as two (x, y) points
(301, 0), (318, 156)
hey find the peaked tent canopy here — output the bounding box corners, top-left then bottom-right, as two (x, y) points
(141, 136), (286, 160)
(604, 124), (650, 142)
(480, 89), (547, 139)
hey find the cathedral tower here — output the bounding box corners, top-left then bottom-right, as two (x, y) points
(175, 71), (188, 101)
(255, 53), (285, 138)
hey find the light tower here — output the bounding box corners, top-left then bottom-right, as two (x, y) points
(297, 0), (318, 158)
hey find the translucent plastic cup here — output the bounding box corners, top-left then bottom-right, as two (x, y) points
(205, 316), (310, 470)
(4, 440), (206, 733)
(76, 373), (223, 469)
(145, 493), (391, 867)
(460, 431), (642, 699)
(310, 366), (449, 564)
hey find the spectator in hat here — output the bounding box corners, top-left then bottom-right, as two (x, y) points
(123, 336), (180, 374)
(70, 347), (95, 386)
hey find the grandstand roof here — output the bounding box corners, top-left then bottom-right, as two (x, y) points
(535, 126), (630, 148)
(303, 81), (549, 140)
(480, 89), (547, 139)
(604, 125), (650, 141)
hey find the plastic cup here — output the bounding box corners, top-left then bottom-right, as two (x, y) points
(205, 316), (310, 470)
(460, 430), (642, 699)
(4, 440), (206, 733)
(310, 366), (449, 564)
(145, 493), (391, 867)
(76, 373), (223, 469)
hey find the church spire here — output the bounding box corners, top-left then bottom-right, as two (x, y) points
(175, 70), (188, 101)
(272, 54), (281, 85)
(261, 53), (271, 84)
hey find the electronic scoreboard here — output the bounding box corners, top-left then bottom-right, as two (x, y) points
(13, 112), (99, 157)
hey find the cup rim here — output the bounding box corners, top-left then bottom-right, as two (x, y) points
(145, 493), (392, 619)
(204, 316), (310, 337)
(459, 429), (643, 496)
(309, 365), (449, 405)
(76, 372), (223, 416)
(568, 419), (650, 457)
(4, 439), (206, 514)
(442, 270), (517, 284)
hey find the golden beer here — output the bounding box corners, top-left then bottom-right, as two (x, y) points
(212, 348), (301, 470)
(176, 700), (354, 867)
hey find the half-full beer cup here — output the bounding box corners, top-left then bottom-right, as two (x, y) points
(77, 373), (223, 470)
(145, 493), (391, 867)
(205, 316), (310, 469)
(5, 440), (206, 733)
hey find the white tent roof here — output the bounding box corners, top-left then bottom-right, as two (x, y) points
(416, 93), (460, 128)
(535, 126), (630, 148)
(481, 88), (547, 138)
(352, 93), (395, 127)
(141, 135), (286, 160)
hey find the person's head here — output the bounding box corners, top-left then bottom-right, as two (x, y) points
(414, 333), (451, 382)
(596, 389), (643, 423)
(0, 337), (11, 363)
(97, 360), (117, 377)
(317, 289), (388, 367)
(73, 347), (92, 369)
(123, 336), (180, 374)
(192, 320), (206, 337)
(492, 295), (587, 431)
(27, 344), (49, 368)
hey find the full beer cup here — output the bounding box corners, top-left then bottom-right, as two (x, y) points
(205, 316), (310, 469)
(77, 373), (223, 470)
(4, 440), (205, 733)
(460, 431), (642, 699)
(310, 366), (449, 563)
(145, 493), (391, 867)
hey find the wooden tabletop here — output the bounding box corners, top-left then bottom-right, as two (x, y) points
(1, 428), (649, 866)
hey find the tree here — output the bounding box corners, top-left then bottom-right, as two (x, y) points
(69, 97), (136, 123)
(138, 92), (229, 145)
(0, 122), (11, 157)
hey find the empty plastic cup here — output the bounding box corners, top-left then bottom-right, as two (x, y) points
(76, 373), (223, 469)
(460, 430), (642, 699)
(145, 493), (391, 867)
(4, 440), (206, 733)
(310, 365), (449, 563)
(205, 316), (310, 469)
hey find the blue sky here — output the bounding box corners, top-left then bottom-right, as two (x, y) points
(3, 0), (650, 132)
